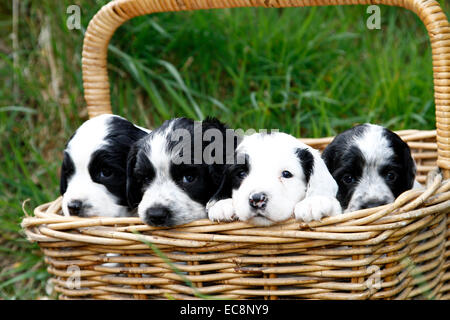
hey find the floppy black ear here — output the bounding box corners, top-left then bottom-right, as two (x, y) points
(400, 140), (416, 189)
(296, 147), (338, 198)
(296, 148), (315, 184)
(208, 165), (234, 205)
(208, 152), (249, 205)
(60, 171), (68, 196)
(60, 151), (74, 195)
(383, 128), (416, 190)
(321, 142), (338, 173)
(208, 164), (227, 190)
(126, 144), (142, 209)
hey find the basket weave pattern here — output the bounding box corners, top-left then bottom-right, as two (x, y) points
(23, 132), (450, 299)
(22, 0), (450, 299)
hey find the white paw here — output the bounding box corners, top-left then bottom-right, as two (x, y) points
(207, 199), (236, 222)
(294, 196), (342, 223)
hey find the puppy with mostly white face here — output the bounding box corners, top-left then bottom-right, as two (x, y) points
(322, 123), (418, 212)
(60, 114), (149, 217)
(126, 117), (237, 227)
(207, 132), (342, 226)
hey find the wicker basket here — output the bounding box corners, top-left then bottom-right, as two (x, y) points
(22, 0), (450, 300)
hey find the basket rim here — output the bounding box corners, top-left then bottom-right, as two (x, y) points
(22, 174), (450, 246)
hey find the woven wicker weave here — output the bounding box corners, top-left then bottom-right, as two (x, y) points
(22, 0), (450, 300)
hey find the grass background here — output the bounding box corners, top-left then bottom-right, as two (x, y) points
(0, 0), (449, 299)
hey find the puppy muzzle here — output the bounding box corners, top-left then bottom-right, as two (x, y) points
(67, 199), (91, 216)
(359, 199), (389, 210)
(144, 205), (173, 226)
(249, 192), (268, 210)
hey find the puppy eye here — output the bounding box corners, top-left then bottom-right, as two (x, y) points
(142, 176), (152, 185)
(237, 170), (247, 179)
(281, 170), (293, 178)
(100, 167), (113, 179)
(342, 174), (355, 185)
(385, 171), (398, 182)
(182, 174), (196, 184)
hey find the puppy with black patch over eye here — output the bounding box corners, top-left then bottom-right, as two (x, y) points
(126, 117), (236, 227)
(60, 114), (149, 217)
(322, 123), (419, 212)
(207, 132), (342, 225)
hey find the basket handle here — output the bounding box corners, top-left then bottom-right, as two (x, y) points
(82, 0), (450, 177)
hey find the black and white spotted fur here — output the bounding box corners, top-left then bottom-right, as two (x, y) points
(126, 117), (237, 227)
(60, 114), (149, 217)
(207, 132), (342, 225)
(322, 123), (418, 212)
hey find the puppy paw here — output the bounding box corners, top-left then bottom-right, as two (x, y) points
(207, 199), (236, 222)
(294, 196), (342, 223)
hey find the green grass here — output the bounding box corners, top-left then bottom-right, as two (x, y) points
(0, 0), (448, 299)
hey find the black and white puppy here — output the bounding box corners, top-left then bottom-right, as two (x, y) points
(126, 117), (236, 227)
(207, 132), (342, 225)
(322, 123), (418, 212)
(60, 114), (149, 217)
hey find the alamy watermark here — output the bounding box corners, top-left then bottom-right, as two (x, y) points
(365, 265), (382, 292)
(66, 5), (81, 30)
(65, 4), (381, 31)
(66, 265), (81, 289)
(366, 5), (381, 30)
(170, 123), (277, 165)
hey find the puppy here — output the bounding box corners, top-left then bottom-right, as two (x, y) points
(60, 114), (149, 217)
(322, 123), (417, 212)
(126, 117), (236, 227)
(207, 132), (342, 225)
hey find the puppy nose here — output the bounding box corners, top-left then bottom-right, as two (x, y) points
(67, 200), (83, 216)
(249, 192), (268, 209)
(360, 200), (387, 210)
(145, 206), (171, 226)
